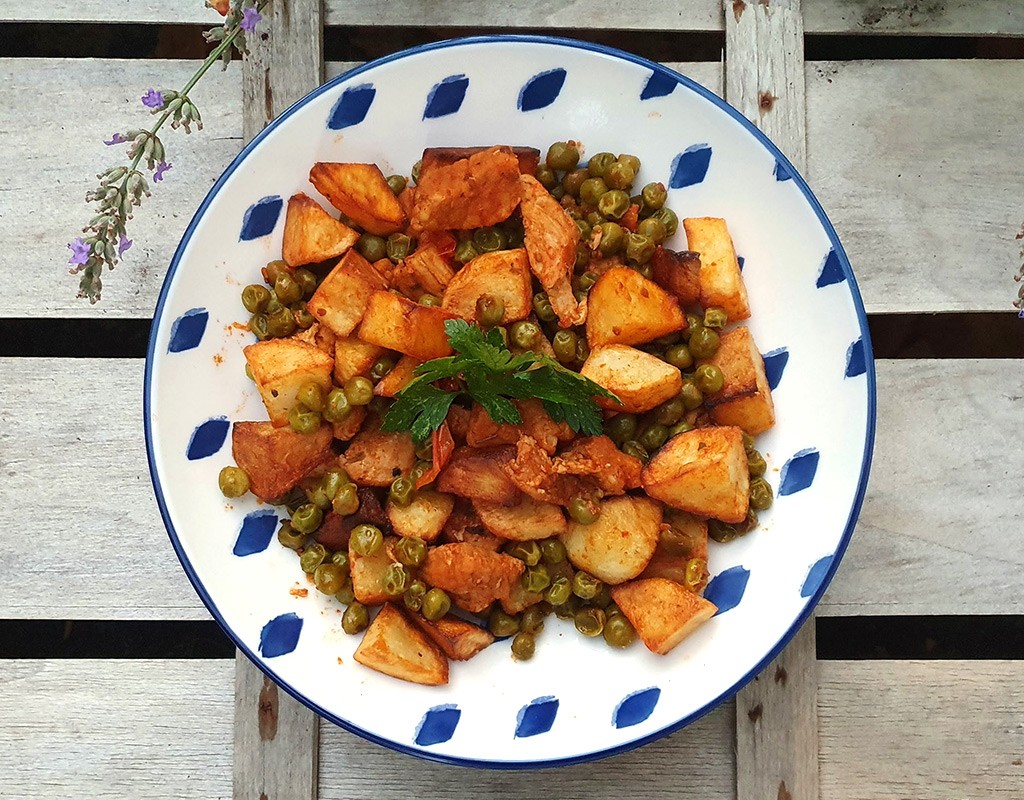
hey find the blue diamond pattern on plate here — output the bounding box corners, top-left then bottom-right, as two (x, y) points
(774, 159), (793, 181)
(815, 248), (845, 288)
(761, 347), (789, 391)
(423, 74), (469, 119)
(737, 255), (745, 271)
(518, 68), (567, 111)
(239, 196), (283, 241)
(800, 554), (834, 598)
(327, 83), (376, 130)
(185, 417), (230, 461)
(613, 687), (661, 728)
(669, 144), (712, 189)
(845, 337), (866, 378)
(779, 448), (820, 496)
(415, 704), (461, 746)
(233, 510), (279, 557)
(259, 612), (302, 657)
(703, 565), (750, 616)
(640, 69), (676, 100)
(167, 307), (209, 353)
(515, 696), (559, 738)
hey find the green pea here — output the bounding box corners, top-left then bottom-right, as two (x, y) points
(574, 606), (606, 637)
(572, 241), (590, 270)
(265, 292), (284, 315)
(473, 226), (508, 253)
(304, 477), (330, 511)
(277, 521), (306, 550)
(679, 379), (704, 410)
(386, 476), (414, 508)
(218, 466), (250, 498)
(604, 413), (638, 445)
(272, 273), (301, 305)
(334, 583), (356, 606)
(603, 614), (636, 648)
(489, 608), (521, 638)
(636, 217), (667, 245)
(522, 564), (552, 594)
(350, 524), (383, 557)
(292, 268), (317, 298)
(296, 381), (325, 413)
(544, 575), (572, 606)
(748, 449), (767, 477)
(575, 337), (590, 364)
(572, 571), (603, 600)
(741, 431), (756, 452)
(342, 602), (369, 635)
(750, 477), (774, 510)
(242, 284), (271, 313)
(567, 497), (600, 525)
(653, 331), (682, 348)
(707, 519), (738, 543)
(323, 389), (352, 423)
(288, 405), (321, 434)
(546, 141), (580, 172)
(586, 211), (606, 228)
(618, 154), (641, 173)
(332, 483), (360, 516)
(550, 185), (565, 200)
(422, 588), (451, 621)
(331, 550), (350, 571)
(577, 271), (599, 291)
(562, 168), (588, 198)
(694, 363), (725, 394)
(540, 538), (567, 566)
(738, 508), (760, 534)
(665, 343), (694, 370)
(344, 376), (374, 406)
(403, 579), (427, 612)
(393, 537), (426, 569)
(651, 207), (679, 237)
(506, 540), (541, 567)
(552, 330), (578, 364)
(535, 163), (558, 189)
(636, 263), (654, 280)
(605, 160), (636, 190)
(704, 307), (728, 329)
(417, 293), (440, 307)
(625, 232), (655, 264)
(621, 440), (649, 463)
(520, 604), (548, 634)
(354, 234), (383, 262)
(532, 292), (556, 322)
(638, 423), (669, 451)
(689, 327), (721, 359)
(414, 439), (434, 461)
(476, 294), (505, 326)
(263, 260), (289, 285)
(653, 397), (686, 427)
(598, 189), (630, 219)
(299, 542), (328, 573)
(370, 356), (396, 383)
(510, 320), (541, 350)
(454, 239), (479, 264)
(587, 152), (616, 178)
(510, 632), (535, 661)
(410, 460), (432, 486)
(641, 182), (667, 212)
(668, 420), (694, 438)
(314, 563), (347, 595)
(291, 503), (324, 535)
(383, 562), (410, 597)
(684, 557), (707, 592)
(579, 177), (608, 207)
(292, 303), (315, 330)
(266, 307), (297, 338)
(386, 234), (413, 262)
(386, 174), (407, 194)
(684, 312), (703, 339)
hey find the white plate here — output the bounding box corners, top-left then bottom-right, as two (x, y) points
(145, 35), (875, 768)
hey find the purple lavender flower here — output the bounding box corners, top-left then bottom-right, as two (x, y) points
(67, 238), (91, 266)
(118, 235), (133, 257)
(104, 133), (128, 146)
(141, 89), (165, 110)
(240, 7), (263, 31)
(154, 161), (172, 183)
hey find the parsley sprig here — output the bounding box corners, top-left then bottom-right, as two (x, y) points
(381, 320), (620, 443)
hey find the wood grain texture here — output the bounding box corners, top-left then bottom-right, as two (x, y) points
(235, 5), (322, 798)
(2, 358), (1021, 620)
(803, 0), (1024, 35)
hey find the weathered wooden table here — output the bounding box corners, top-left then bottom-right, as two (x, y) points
(2, 2), (1022, 798)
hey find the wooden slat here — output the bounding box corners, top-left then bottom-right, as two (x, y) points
(2, 0), (1022, 34)
(233, 4), (323, 798)
(4, 658), (1022, 798)
(1, 358), (1020, 620)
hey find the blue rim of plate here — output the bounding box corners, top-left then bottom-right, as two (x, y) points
(144, 34), (877, 769)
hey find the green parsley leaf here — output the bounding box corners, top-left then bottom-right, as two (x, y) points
(380, 380), (456, 444)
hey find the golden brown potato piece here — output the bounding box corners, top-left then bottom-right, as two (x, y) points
(348, 535), (397, 606)
(421, 145), (540, 176)
(418, 543), (525, 614)
(356, 290), (456, 361)
(231, 421), (333, 500)
(561, 496), (662, 584)
(332, 405), (367, 442)
(702, 326), (776, 435)
(650, 247), (702, 307)
(500, 581), (545, 615)
(441, 248), (533, 324)
(465, 399), (569, 455)
(307, 249), (388, 337)
(409, 613), (496, 661)
(436, 446), (519, 505)
(338, 426), (416, 487)
(333, 336), (385, 384)
(282, 192), (359, 267)
(611, 578), (717, 655)
(390, 245), (456, 299)
(243, 339), (334, 427)
(640, 512), (709, 589)
(580, 344), (682, 414)
(683, 217), (750, 322)
(309, 162), (407, 235)
(353, 603), (449, 686)
(373, 355), (421, 398)
(552, 435), (643, 495)
(519, 173), (584, 327)
(586, 267), (685, 347)
(502, 434), (597, 507)
(441, 500), (504, 552)
(411, 146), (522, 232)
(473, 496), (567, 541)
(642, 426), (750, 523)
(386, 490), (456, 542)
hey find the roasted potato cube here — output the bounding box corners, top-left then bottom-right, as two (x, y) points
(309, 162), (407, 235)
(441, 500), (504, 552)
(356, 290), (456, 361)
(353, 603), (449, 686)
(282, 192), (359, 267)
(473, 496), (567, 541)
(650, 247), (701, 307)
(611, 578), (717, 655)
(332, 405), (367, 441)
(641, 426), (750, 523)
(410, 146), (522, 232)
(683, 217), (750, 322)
(243, 339), (334, 427)
(338, 426), (416, 487)
(552, 435), (642, 495)
(441, 248), (532, 324)
(421, 145), (540, 175)
(307, 249), (388, 337)
(580, 344), (682, 414)
(390, 245), (456, 299)
(560, 495), (661, 584)
(503, 434), (596, 507)
(231, 421), (333, 501)
(333, 336), (385, 383)
(436, 446), (519, 505)
(586, 267), (685, 347)
(348, 535), (397, 606)
(386, 490), (455, 542)
(418, 543), (525, 614)
(465, 398), (569, 455)
(409, 613), (495, 661)
(702, 326), (776, 435)
(373, 355), (421, 398)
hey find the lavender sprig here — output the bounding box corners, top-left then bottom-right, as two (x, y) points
(69, 0), (270, 303)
